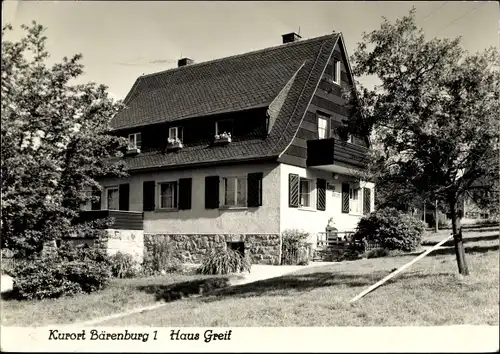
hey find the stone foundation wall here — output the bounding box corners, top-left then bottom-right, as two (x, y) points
(144, 234), (281, 265)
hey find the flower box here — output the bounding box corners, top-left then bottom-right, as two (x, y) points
(166, 138), (183, 151)
(125, 147), (141, 155)
(214, 132), (232, 145)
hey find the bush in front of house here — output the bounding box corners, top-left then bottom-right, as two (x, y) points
(197, 248), (251, 275)
(364, 247), (390, 259)
(281, 229), (311, 265)
(353, 207), (426, 252)
(109, 252), (140, 279)
(142, 237), (186, 276)
(8, 245), (112, 300)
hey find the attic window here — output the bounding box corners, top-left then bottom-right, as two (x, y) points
(215, 120), (233, 136)
(169, 127), (180, 140)
(128, 133), (141, 149)
(332, 59), (341, 85)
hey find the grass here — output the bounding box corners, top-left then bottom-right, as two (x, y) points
(0, 274), (225, 326)
(2, 230), (498, 327)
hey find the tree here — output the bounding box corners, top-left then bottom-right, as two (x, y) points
(341, 10), (500, 275)
(1, 22), (128, 257)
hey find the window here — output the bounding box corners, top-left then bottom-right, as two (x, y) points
(317, 114), (330, 139)
(128, 133), (141, 149)
(346, 134), (353, 144)
(299, 178), (312, 208)
(332, 59), (341, 84)
(105, 187), (119, 210)
(349, 187), (361, 214)
(222, 176), (247, 207)
(169, 127), (179, 140)
(215, 120), (233, 135)
(159, 182), (177, 209)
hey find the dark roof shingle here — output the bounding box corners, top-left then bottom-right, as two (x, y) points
(112, 33), (341, 171)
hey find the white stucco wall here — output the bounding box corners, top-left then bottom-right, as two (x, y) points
(99, 163), (282, 234)
(279, 163), (375, 244)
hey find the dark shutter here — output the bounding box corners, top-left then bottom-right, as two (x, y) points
(363, 187), (371, 215)
(118, 183), (130, 211)
(143, 181), (156, 211)
(178, 178), (192, 210)
(178, 126), (184, 142)
(289, 173), (299, 208)
(317, 179), (326, 211)
(205, 175), (219, 209)
(247, 172), (263, 207)
(341, 183), (350, 213)
(91, 187), (101, 210)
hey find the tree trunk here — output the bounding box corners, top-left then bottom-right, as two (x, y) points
(434, 200), (439, 233)
(449, 202), (469, 275)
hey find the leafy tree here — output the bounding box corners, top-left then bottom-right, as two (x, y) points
(1, 22), (128, 257)
(341, 10), (500, 275)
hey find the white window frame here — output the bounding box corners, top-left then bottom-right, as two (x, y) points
(332, 58), (341, 85)
(346, 134), (353, 144)
(349, 187), (361, 215)
(168, 127), (179, 140)
(158, 181), (178, 210)
(215, 120), (233, 136)
(299, 178), (313, 209)
(128, 133), (141, 149)
(221, 176), (247, 208)
(317, 115), (330, 140)
(105, 186), (119, 210)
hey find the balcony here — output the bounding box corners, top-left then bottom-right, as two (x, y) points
(75, 210), (144, 230)
(306, 138), (369, 175)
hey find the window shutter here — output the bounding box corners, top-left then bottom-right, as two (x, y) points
(317, 179), (326, 211)
(91, 187), (101, 210)
(136, 133), (142, 149)
(363, 187), (371, 215)
(143, 181), (156, 211)
(289, 173), (299, 208)
(341, 183), (350, 213)
(178, 178), (192, 210)
(119, 183), (130, 211)
(205, 176), (219, 209)
(247, 172), (263, 207)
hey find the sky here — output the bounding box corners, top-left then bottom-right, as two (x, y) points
(2, 1), (499, 100)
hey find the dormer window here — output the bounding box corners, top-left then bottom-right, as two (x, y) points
(169, 127), (181, 140)
(128, 133), (141, 149)
(215, 119), (233, 136)
(332, 58), (340, 85)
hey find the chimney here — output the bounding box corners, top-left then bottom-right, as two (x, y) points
(177, 57), (194, 67)
(282, 32), (302, 44)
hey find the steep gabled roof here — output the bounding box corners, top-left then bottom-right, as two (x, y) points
(112, 33), (343, 171)
(112, 33), (340, 131)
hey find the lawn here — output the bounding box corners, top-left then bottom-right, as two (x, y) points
(2, 230), (498, 326)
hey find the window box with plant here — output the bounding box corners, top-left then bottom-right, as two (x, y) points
(166, 137), (184, 151)
(214, 132), (232, 145)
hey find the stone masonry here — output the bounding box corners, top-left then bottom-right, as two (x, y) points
(144, 233), (282, 265)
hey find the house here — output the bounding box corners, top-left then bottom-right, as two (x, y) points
(87, 32), (374, 265)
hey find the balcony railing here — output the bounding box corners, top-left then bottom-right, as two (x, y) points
(307, 138), (368, 170)
(76, 210), (144, 230)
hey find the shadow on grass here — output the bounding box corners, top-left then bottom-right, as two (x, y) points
(422, 234), (499, 247)
(427, 244), (499, 257)
(137, 277), (231, 302)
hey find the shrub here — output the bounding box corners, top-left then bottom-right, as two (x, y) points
(9, 245), (112, 300)
(109, 252), (139, 278)
(364, 247), (390, 259)
(353, 208), (426, 252)
(281, 229), (311, 265)
(143, 237), (183, 275)
(197, 249), (251, 275)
